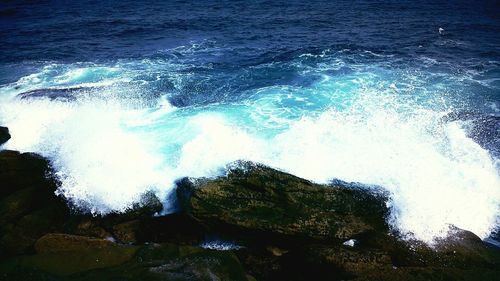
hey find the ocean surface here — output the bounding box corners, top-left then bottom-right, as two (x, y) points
(0, 0), (499, 244)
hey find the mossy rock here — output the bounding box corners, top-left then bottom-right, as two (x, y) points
(0, 234), (138, 277)
(177, 161), (389, 242)
(302, 228), (500, 281)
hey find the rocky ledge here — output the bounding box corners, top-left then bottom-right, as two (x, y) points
(0, 127), (499, 281)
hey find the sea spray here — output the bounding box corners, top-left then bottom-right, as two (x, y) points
(0, 53), (499, 244)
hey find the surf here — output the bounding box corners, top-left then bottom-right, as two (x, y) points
(0, 49), (499, 244)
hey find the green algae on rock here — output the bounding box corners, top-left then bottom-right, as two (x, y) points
(177, 161), (389, 242)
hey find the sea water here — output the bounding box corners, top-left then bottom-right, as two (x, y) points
(0, 0), (499, 243)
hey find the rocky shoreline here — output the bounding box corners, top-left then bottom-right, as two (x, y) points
(0, 126), (499, 281)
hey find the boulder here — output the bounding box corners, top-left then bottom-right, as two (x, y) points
(62, 191), (164, 243)
(0, 150), (69, 258)
(1, 129), (498, 281)
(0, 233), (139, 277)
(0, 148), (166, 258)
(294, 226), (500, 281)
(177, 162), (500, 281)
(0, 240), (251, 281)
(0, 150), (54, 198)
(177, 162), (389, 243)
(34, 233), (118, 254)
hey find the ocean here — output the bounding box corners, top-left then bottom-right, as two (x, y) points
(0, 0), (499, 244)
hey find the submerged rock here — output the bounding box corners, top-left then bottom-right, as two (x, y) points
(177, 161), (389, 242)
(16, 87), (88, 101)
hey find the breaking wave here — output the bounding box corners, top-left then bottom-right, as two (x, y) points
(0, 48), (499, 243)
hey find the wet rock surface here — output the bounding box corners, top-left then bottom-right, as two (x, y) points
(177, 161), (390, 242)
(0, 127), (9, 145)
(16, 87), (89, 101)
(0, 127), (499, 280)
(0, 150), (69, 258)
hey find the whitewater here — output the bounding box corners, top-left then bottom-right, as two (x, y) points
(0, 45), (499, 245)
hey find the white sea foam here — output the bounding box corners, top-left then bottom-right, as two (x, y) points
(0, 97), (170, 214)
(264, 106), (500, 242)
(200, 238), (242, 250)
(0, 64), (499, 244)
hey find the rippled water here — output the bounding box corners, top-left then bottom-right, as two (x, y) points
(0, 0), (499, 243)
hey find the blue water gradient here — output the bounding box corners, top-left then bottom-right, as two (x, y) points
(0, 0), (499, 243)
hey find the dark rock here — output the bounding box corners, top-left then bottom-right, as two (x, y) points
(112, 220), (141, 244)
(68, 218), (112, 240)
(0, 150), (54, 198)
(297, 227), (500, 281)
(62, 191), (164, 243)
(134, 213), (206, 245)
(1, 241), (251, 281)
(177, 161), (389, 243)
(120, 243), (250, 281)
(0, 151), (70, 258)
(0, 233), (139, 277)
(16, 88), (85, 101)
(1, 138), (499, 281)
(0, 127), (10, 145)
(177, 162), (500, 281)
(34, 233), (119, 254)
(0, 149), (165, 258)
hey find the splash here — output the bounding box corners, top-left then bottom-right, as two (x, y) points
(0, 57), (499, 244)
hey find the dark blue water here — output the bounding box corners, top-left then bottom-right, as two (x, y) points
(0, 0), (499, 243)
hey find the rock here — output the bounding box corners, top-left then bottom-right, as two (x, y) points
(62, 191), (164, 243)
(177, 161), (389, 243)
(34, 233), (117, 254)
(134, 213), (206, 245)
(0, 149), (164, 257)
(0, 242), (251, 281)
(124, 243), (250, 281)
(0, 150), (54, 198)
(128, 190), (164, 217)
(70, 218), (112, 240)
(403, 227), (500, 269)
(266, 246), (289, 257)
(0, 130), (498, 281)
(16, 87), (86, 101)
(177, 162), (500, 281)
(0, 233), (139, 277)
(112, 220), (141, 244)
(0, 127), (10, 145)
(0, 150), (70, 258)
(299, 227), (500, 281)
